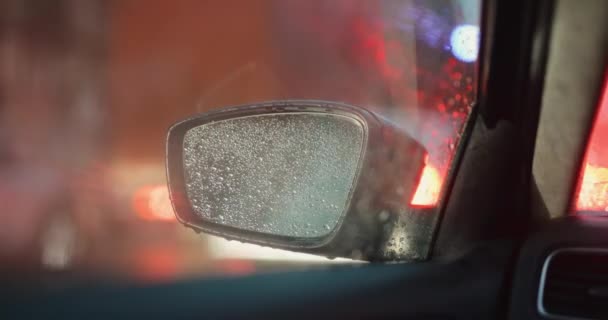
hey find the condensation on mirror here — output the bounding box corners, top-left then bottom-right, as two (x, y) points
(182, 113), (365, 238)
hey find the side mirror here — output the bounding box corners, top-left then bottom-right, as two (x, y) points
(166, 101), (425, 261)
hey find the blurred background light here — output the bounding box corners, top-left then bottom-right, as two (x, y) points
(449, 24), (479, 63)
(410, 160), (441, 207)
(575, 74), (608, 212)
(133, 185), (176, 222)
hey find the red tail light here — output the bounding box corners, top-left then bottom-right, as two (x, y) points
(574, 73), (608, 212)
(133, 185), (176, 221)
(411, 158), (442, 207)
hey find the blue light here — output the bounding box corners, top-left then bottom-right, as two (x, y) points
(449, 24), (479, 63)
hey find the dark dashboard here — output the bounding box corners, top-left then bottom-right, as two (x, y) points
(510, 216), (608, 320)
(3, 217), (606, 320)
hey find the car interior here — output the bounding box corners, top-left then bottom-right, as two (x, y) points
(2, 0), (608, 319)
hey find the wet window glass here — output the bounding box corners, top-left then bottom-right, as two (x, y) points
(0, 0), (480, 281)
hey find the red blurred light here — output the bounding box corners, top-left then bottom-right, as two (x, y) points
(410, 158), (442, 208)
(576, 164), (608, 211)
(133, 245), (179, 282)
(133, 185), (176, 221)
(214, 259), (256, 276)
(575, 74), (608, 212)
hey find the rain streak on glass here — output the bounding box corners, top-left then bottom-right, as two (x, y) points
(182, 112), (365, 238)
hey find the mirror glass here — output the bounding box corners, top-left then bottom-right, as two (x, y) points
(182, 112), (365, 238)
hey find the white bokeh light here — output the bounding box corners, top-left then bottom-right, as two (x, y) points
(450, 24), (480, 63)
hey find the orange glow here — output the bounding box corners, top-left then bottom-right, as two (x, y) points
(575, 74), (608, 212)
(576, 164), (608, 211)
(133, 185), (176, 221)
(410, 159), (442, 207)
(133, 245), (179, 281)
(214, 259), (256, 276)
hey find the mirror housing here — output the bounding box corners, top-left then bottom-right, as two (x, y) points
(166, 101), (425, 261)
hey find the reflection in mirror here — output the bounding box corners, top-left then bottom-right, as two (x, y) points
(182, 113), (365, 238)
